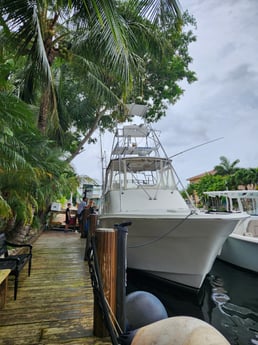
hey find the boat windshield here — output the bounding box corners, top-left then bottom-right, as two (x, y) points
(105, 157), (176, 192)
(204, 192), (258, 215)
(240, 197), (258, 215)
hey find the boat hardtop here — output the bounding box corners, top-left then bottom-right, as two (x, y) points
(204, 190), (258, 215)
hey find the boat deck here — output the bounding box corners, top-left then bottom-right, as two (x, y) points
(0, 231), (112, 345)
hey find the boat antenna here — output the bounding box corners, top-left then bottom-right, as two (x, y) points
(169, 137), (224, 159)
(99, 131), (105, 194)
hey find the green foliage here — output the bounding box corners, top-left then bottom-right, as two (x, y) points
(0, 62), (79, 231)
(31, 215), (41, 230)
(184, 182), (196, 199)
(227, 168), (258, 190)
(0, 0), (196, 162)
(57, 196), (70, 209)
(186, 156), (258, 206)
(214, 156), (240, 176)
(0, 196), (12, 218)
(193, 174), (228, 204)
(109, 7), (197, 122)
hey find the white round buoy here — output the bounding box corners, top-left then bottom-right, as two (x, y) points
(131, 316), (230, 345)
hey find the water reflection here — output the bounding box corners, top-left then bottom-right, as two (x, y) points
(127, 259), (258, 345)
(204, 260), (258, 344)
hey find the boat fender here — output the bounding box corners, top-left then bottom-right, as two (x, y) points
(125, 291), (168, 331)
(131, 316), (230, 345)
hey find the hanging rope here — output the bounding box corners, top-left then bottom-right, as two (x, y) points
(128, 210), (195, 248)
(87, 236), (121, 344)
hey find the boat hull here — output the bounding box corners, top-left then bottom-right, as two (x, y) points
(99, 213), (245, 289)
(218, 217), (258, 272)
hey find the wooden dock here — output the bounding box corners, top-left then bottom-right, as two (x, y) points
(0, 230), (112, 345)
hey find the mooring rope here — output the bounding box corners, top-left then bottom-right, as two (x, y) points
(87, 237), (121, 345)
(128, 210), (195, 248)
(105, 296), (123, 335)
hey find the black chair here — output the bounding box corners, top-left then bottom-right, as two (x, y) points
(0, 233), (32, 300)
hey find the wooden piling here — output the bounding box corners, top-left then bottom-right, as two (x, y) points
(81, 207), (90, 238)
(86, 220), (129, 341)
(84, 214), (98, 260)
(93, 228), (117, 338)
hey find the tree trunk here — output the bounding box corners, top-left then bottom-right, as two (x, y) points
(38, 88), (50, 134)
(66, 108), (106, 163)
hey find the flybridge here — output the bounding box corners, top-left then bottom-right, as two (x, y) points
(104, 121), (175, 191)
(111, 124), (164, 160)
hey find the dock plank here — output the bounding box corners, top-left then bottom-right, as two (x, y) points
(0, 231), (112, 345)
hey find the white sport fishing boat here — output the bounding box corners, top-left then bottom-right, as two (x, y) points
(204, 190), (258, 272)
(99, 112), (248, 289)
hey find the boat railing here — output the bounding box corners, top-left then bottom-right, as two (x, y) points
(111, 179), (157, 190)
(112, 145), (154, 157)
(116, 125), (150, 138)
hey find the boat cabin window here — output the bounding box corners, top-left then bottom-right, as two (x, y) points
(241, 198), (258, 215)
(204, 194), (258, 215)
(105, 158), (176, 192)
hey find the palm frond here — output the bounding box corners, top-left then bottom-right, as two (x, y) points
(130, 0), (182, 24)
(0, 195), (12, 218)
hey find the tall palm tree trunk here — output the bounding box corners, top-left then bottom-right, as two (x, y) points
(38, 88), (50, 134)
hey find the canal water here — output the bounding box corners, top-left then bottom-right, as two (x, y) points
(126, 259), (258, 345)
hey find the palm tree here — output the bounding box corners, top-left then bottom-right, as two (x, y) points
(232, 168), (258, 190)
(56, 1), (194, 162)
(1, 0), (189, 168)
(0, 0), (182, 135)
(0, 57), (78, 231)
(0, 1), (129, 132)
(214, 156), (240, 176)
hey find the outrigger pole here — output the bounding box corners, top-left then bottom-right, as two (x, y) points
(169, 137), (224, 159)
(168, 136), (224, 209)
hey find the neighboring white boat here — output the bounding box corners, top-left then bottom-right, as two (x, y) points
(204, 190), (258, 272)
(99, 113), (248, 289)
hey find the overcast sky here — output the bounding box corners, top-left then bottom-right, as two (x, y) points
(72, 0), (258, 187)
